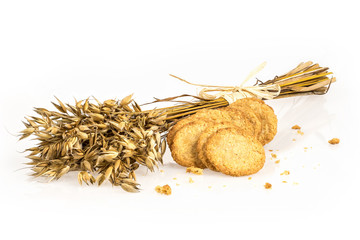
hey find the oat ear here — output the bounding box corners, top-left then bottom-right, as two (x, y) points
(19, 96), (168, 192)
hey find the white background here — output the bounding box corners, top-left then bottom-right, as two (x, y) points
(1, 1), (359, 239)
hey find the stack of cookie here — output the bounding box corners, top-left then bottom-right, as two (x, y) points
(167, 98), (277, 176)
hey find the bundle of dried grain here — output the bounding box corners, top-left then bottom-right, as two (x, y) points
(19, 61), (335, 191)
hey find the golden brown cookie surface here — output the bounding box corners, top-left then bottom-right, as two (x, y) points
(167, 108), (231, 148)
(223, 107), (261, 138)
(197, 121), (240, 171)
(167, 115), (195, 148)
(229, 98), (277, 145)
(171, 120), (212, 168)
(205, 128), (265, 176)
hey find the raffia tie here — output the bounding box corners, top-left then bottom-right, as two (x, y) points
(169, 62), (281, 104)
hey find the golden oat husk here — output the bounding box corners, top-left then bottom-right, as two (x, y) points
(20, 61), (335, 192)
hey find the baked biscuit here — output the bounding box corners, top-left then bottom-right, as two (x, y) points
(205, 128), (265, 176)
(229, 98), (277, 145)
(224, 107), (261, 138)
(171, 120), (212, 168)
(167, 107), (260, 148)
(167, 109), (230, 148)
(197, 121), (241, 171)
(167, 115), (196, 148)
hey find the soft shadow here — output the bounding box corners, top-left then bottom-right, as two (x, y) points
(267, 95), (334, 151)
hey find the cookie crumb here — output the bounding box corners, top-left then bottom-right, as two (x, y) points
(176, 183), (180, 186)
(328, 138), (340, 145)
(297, 130), (304, 136)
(271, 153), (277, 158)
(275, 160), (280, 164)
(292, 125), (301, 130)
(160, 169), (164, 173)
(186, 166), (203, 175)
(208, 186), (212, 189)
(293, 182), (299, 185)
(189, 177), (194, 183)
(268, 149), (273, 152)
(155, 184), (172, 195)
(280, 170), (290, 175)
(282, 181), (287, 183)
(292, 138), (296, 141)
(172, 177), (177, 180)
(264, 182), (272, 189)
(248, 177), (252, 180)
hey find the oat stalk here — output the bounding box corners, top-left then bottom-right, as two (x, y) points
(152, 61), (336, 120)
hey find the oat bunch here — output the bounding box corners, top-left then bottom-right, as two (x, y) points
(19, 61), (335, 192)
(20, 95), (168, 192)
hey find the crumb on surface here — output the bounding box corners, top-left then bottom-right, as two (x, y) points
(293, 182), (299, 185)
(186, 166), (203, 175)
(264, 182), (272, 189)
(268, 149), (273, 152)
(282, 181), (287, 183)
(248, 177), (252, 180)
(297, 130), (304, 135)
(208, 186), (212, 189)
(328, 138), (340, 145)
(176, 183), (180, 186)
(304, 147), (308, 149)
(160, 169), (164, 173)
(275, 160), (280, 164)
(155, 184), (172, 195)
(189, 177), (194, 183)
(280, 170), (290, 175)
(292, 125), (301, 130)
(292, 138), (296, 141)
(172, 177), (177, 180)
(271, 153), (277, 158)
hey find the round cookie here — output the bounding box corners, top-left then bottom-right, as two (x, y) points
(171, 120), (212, 168)
(223, 107), (261, 138)
(167, 116), (193, 148)
(167, 108), (231, 148)
(205, 128), (265, 176)
(229, 98), (277, 145)
(197, 121), (240, 171)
